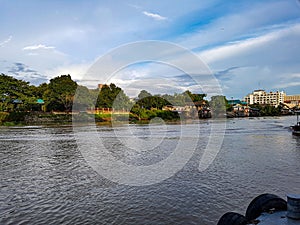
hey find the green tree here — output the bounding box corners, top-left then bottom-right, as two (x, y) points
(44, 75), (77, 111)
(152, 95), (169, 109)
(136, 90), (152, 109)
(184, 90), (206, 102)
(96, 83), (131, 110)
(35, 83), (48, 98)
(170, 92), (192, 106)
(252, 104), (281, 116)
(0, 74), (34, 111)
(209, 95), (227, 118)
(73, 85), (93, 110)
(138, 90), (152, 99)
(136, 90), (168, 110)
(89, 89), (99, 104)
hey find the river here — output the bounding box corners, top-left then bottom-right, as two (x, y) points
(0, 116), (299, 225)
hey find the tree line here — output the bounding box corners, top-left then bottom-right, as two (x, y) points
(0, 73), (285, 122)
(0, 73), (208, 113)
(0, 74), (79, 112)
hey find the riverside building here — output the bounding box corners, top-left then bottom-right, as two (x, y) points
(284, 95), (300, 108)
(244, 90), (286, 107)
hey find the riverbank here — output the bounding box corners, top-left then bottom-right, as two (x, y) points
(0, 112), (72, 126)
(0, 110), (181, 126)
(0, 111), (296, 126)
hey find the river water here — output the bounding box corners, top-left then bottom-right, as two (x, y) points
(0, 116), (299, 225)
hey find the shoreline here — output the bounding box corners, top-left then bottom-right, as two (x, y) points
(0, 112), (295, 127)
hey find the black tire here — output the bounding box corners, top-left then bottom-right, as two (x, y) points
(217, 212), (248, 225)
(245, 193), (287, 221)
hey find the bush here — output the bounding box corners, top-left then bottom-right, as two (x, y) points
(130, 108), (180, 121)
(156, 110), (180, 120)
(94, 112), (112, 122)
(0, 112), (28, 125)
(7, 112), (29, 122)
(0, 112), (9, 123)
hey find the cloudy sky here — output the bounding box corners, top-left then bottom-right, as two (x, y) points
(0, 0), (300, 99)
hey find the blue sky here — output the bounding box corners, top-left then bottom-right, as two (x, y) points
(0, 0), (300, 99)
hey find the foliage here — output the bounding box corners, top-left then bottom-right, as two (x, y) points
(222, 97), (234, 111)
(0, 112), (9, 123)
(5, 73), (284, 124)
(7, 112), (29, 122)
(136, 95), (169, 110)
(184, 90), (206, 103)
(0, 111), (29, 124)
(162, 91), (204, 106)
(209, 95), (227, 117)
(0, 73), (36, 111)
(73, 85), (94, 110)
(95, 112), (113, 120)
(138, 90), (152, 99)
(156, 110), (180, 120)
(36, 83), (48, 98)
(44, 75), (77, 111)
(130, 102), (179, 120)
(94, 112), (133, 122)
(96, 83), (132, 110)
(251, 104), (282, 116)
(163, 92), (188, 106)
(88, 89), (99, 104)
(135, 89), (206, 110)
(131, 89), (207, 120)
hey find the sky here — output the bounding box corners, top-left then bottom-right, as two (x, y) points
(0, 0), (300, 99)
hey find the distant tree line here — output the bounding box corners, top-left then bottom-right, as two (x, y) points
(0, 73), (207, 114)
(0, 74), (80, 112)
(0, 73), (284, 120)
(250, 104), (282, 116)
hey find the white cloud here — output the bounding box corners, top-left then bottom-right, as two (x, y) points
(179, 0), (299, 50)
(104, 63), (219, 97)
(110, 77), (185, 97)
(273, 73), (300, 89)
(44, 63), (92, 84)
(199, 34), (273, 64)
(193, 21), (300, 98)
(199, 23), (300, 64)
(290, 73), (300, 79)
(274, 82), (300, 89)
(142, 11), (167, 21)
(0, 35), (12, 47)
(128, 4), (142, 10)
(23, 44), (55, 51)
(1, 0), (299, 98)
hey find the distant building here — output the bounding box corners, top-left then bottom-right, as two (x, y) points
(228, 99), (247, 105)
(243, 90), (285, 107)
(284, 95), (300, 108)
(98, 84), (104, 89)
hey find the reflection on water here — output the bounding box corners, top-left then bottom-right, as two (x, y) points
(0, 117), (299, 225)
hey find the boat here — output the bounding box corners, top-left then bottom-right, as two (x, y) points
(217, 193), (300, 225)
(291, 110), (300, 136)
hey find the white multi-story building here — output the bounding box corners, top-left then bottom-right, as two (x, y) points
(244, 90), (286, 107)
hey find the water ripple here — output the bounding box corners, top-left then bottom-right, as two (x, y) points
(0, 117), (299, 224)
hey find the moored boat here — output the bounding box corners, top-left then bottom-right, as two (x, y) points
(217, 193), (300, 225)
(291, 111), (300, 136)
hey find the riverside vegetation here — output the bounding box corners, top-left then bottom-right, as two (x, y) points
(0, 73), (285, 125)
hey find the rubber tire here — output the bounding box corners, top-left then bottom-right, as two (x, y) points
(245, 193), (287, 221)
(217, 212), (248, 225)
